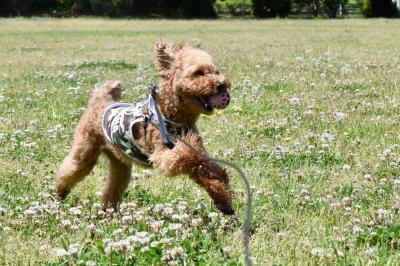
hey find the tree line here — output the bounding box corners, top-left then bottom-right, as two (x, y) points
(0, 0), (398, 18)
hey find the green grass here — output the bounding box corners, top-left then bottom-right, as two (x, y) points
(0, 18), (400, 265)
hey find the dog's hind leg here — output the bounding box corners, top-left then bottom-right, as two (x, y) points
(102, 150), (132, 210)
(56, 132), (101, 199)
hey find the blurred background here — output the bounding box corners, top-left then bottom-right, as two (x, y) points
(1, 0), (399, 19)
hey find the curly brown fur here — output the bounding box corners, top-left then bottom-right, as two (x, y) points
(56, 43), (234, 214)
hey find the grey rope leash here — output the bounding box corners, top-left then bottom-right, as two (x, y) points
(173, 135), (253, 266)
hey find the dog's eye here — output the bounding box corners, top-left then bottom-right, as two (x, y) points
(193, 70), (205, 77)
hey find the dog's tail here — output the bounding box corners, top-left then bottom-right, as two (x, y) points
(89, 80), (123, 106)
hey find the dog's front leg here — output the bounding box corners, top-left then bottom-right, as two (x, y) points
(150, 132), (234, 214)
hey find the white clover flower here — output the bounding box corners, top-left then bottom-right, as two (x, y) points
(376, 209), (389, 220)
(86, 261), (96, 266)
(105, 208), (114, 214)
(54, 247), (68, 257)
(276, 232), (287, 240)
(163, 207), (174, 216)
(168, 223), (183, 231)
(197, 202), (207, 210)
(333, 111), (347, 120)
(39, 244), (50, 253)
(61, 219), (72, 228)
(68, 243), (81, 256)
(191, 218), (202, 226)
(136, 77), (144, 83)
(289, 96), (301, 106)
(352, 225), (364, 234)
(142, 169), (152, 178)
(343, 164), (351, 170)
(104, 244), (113, 255)
(310, 247), (324, 256)
(122, 215), (132, 225)
(167, 246), (187, 259)
(208, 212), (218, 219)
(113, 228), (124, 237)
(304, 109), (314, 116)
(394, 179), (400, 189)
(295, 56), (304, 62)
(177, 201), (188, 212)
(69, 207), (81, 216)
(341, 65), (352, 74)
(127, 231), (151, 245)
(149, 220), (164, 231)
(24, 209), (36, 216)
(222, 246), (232, 257)
(0, 95), (5, 102)
(341, 196), (351, 206)
(320, 133), (335, 143)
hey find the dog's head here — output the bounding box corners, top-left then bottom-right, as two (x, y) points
(156, 42), (230, 115)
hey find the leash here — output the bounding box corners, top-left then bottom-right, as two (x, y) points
(147, 84), (253, 266)
(148, 84), (175, 149)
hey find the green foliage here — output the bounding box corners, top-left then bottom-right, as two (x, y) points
(361, 0), (397, 17)
(251, 0), (291, 17)
(214, 0), (253, 16)
(0, 0), (16, 15)
(321, 0), (348, 18)
(293, 0), (321, 16)
(178, 0), (217, 17)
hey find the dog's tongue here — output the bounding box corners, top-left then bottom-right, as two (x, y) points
(209, 92), (230, 109)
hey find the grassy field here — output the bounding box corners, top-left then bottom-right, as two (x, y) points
(0, 18), (399, 265)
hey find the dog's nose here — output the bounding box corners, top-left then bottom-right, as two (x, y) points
(215, 82), (226, 92)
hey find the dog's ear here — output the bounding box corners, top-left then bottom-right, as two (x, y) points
(155, 42), (189, 76)
(155, 42), (175, 71)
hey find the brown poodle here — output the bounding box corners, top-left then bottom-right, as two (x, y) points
(55, 42), (234, 214)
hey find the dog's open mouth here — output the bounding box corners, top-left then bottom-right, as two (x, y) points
(195, 96), (213, 111)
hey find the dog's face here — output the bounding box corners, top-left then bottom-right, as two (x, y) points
(156, 42), (230, 115)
